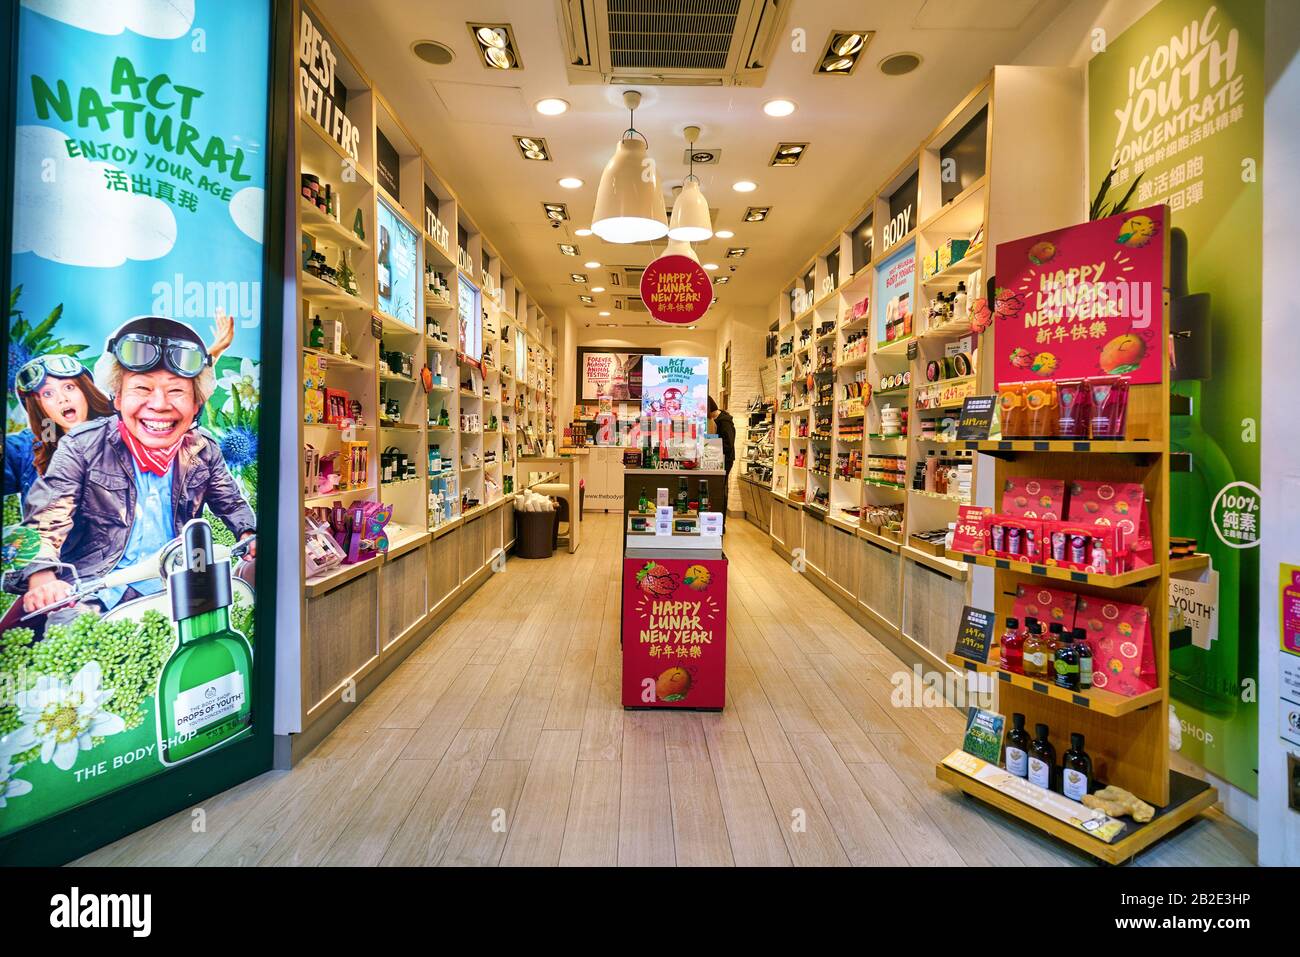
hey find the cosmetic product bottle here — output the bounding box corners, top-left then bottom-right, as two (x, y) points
(1053, 630), (1080, 691)
(1005, 712), (1030, 777)
(157, 520), (254, 765)
(699, 479), (711, 513)
(1027, 723), (1056, 790)
(1074, 626), (1094, 690)
(1046, 622), (1065, 678)
(924, 450), (937, 492)
(1061, 733), (1093, 801)
(676, 478), (689, 515)
(309, 317), (324, 349)
(953, 281), (968, 322)
(999, 617), (1024, 674)
(1022, 620), (1050, 678)
(638, 488), (649, 514)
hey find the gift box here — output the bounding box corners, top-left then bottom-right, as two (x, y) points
(1012, 584), (1079, 632)
(1075, 595), (1156, 697)
(984, 514), (1046, 562)
(1000, 477), (1067, 521)
(1042, 521), (1125, 575)
(1066, 480), (1153, 567)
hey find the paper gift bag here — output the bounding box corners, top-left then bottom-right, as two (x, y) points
(1012, 584), (1079, 632)
(1076, 595), (1156, 697)
(1066, 480), (1154, 568)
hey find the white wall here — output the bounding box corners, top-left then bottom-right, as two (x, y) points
(1258, 0), (1300, 868)
(714, 306), (769, 512)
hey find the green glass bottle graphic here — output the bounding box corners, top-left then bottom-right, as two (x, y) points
(1168, 228), (1240, 716)
(157, 519), (254, 764)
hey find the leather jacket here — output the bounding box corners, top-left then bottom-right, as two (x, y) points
(9, 416), (255, 591)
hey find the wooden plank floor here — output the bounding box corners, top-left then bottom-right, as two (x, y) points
(74, 513), (1256, 867)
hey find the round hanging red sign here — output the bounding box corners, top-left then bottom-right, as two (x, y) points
(639, 254), (713, 324)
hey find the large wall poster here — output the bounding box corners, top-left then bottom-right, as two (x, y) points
(458, 275), (481, 363)
(1089, 0), (1263, 794)
(375, 196), (417, 327)
(1, 0), (272, 837)
(576, 347), (659, 403)
(642, 356), (708, 427)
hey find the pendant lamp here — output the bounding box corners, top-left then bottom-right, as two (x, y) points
(668, 125), (713, 242)
(663, 237), (700, 264)
(591, 91), (669, 244)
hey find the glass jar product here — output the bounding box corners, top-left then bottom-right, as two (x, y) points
(1027, 723), (1056, 790)
(999, 617), (1024, 674)
(1061, 733), (1093, 801)
(1005, 712), (1030, 777)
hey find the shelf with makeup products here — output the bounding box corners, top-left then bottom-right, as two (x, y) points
(286, 0), (550, 752)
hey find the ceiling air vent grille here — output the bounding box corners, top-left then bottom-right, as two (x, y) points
(558, 0), (787, 86)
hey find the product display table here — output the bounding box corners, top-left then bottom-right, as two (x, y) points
(622, 545), (727, 710)
(518, 454), (582, 553)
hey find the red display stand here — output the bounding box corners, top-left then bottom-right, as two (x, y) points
(621, 551), (728, 710)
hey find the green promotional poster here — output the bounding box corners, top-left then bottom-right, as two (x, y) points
(1088, 0), (1263, 795)
(2, 0), (272, 837)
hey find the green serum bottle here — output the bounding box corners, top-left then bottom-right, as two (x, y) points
(157, 519), (254, 765)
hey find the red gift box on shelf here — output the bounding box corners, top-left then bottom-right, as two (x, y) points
(1075, 595), (1156, 697)
(1066, 480), (1153, 567)
(1041, 520), (1126, 575)
(985, 514), (1047, 563)
(1012, 583), (1079, 632)
(1000, 477), (1067, 521)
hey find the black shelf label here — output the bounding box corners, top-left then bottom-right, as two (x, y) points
(952, 605), (995, 664)
(956, 395), (996, 440)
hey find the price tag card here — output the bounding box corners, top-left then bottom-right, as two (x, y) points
(953, 605), (995, 664)
(952, 505), (991, 553)
(956, 395), (996, 440)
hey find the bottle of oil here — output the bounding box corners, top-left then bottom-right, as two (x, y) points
(1004, 712), (1030, 778)
(1061, 733), (1093, 801)
(999, 617), (1024, 674)
(1074, 626), (1094, 690)
(1053, 630), (1080, 691)
(1022, 620), (1050, 678)
(1046, 622), (1065, 678)
(1027, 723), (1056, 790)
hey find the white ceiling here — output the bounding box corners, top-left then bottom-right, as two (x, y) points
(316, 0), (1068, 324)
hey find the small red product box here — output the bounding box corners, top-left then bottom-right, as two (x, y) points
(1075, 595), (1155, 697)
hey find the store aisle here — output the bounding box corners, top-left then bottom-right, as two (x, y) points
(73, 515), (1254, 867)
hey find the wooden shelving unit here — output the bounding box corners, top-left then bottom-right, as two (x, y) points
(284, 1), (557, 753)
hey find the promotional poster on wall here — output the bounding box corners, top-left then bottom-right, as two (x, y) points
(1089, 0), (1263, 795)
(876, 240), (916, 345)
(375, 197), (417, 328)
(577, 347), (659, 403)
(1, 0), (272, 838)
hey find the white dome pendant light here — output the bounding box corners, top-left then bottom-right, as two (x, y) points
(668, 125), (713, 242)
(664, 237), (700, 263)
(591, 91), (669, 244)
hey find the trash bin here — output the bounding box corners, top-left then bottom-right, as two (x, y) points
(515, 509), (557, 559)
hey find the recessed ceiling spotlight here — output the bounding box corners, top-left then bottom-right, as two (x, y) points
(817, 30), (873, 75)
(543, 202), (569, 221)
(558, 177), (584, 189)
(744, 206), (771, 222)
(571, 273), (588, 283)
(763, 99), (796, 117)
(558, 243), (579, 256)
(412, 40), (455, 65)
(591, 286), (606, 293)
(515, 136), (550, 161)
(879, 52), (922, 76)
(714, 276), (730, 284)
(599, 310), (611, 316)
(703, 263), (719, 271)
(535, 97), (569, 115)
(715, 229), (735, 239)
(584, 260), (601, 268)
(579, 295), (594, 305)
(732, 180), (757, 193)
(575, 227), (593, 237)
(469, 23), (522, 70)
(770, 143), (808, 167)
(726, 247), (747, 258)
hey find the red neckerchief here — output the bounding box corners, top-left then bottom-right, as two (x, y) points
(118, 419), (185, 476)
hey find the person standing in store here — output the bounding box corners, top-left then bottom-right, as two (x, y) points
(708, 396), (735, 526)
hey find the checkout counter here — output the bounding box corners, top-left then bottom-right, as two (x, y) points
(620, 467), (728, 710)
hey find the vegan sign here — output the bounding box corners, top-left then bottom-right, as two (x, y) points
(992, 205), (1167, 387)
(640, 254), (712, 324)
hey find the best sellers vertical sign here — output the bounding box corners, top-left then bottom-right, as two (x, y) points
(1, 0), (272, 841)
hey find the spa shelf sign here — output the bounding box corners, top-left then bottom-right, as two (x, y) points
(990, 205), (1168, 387)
